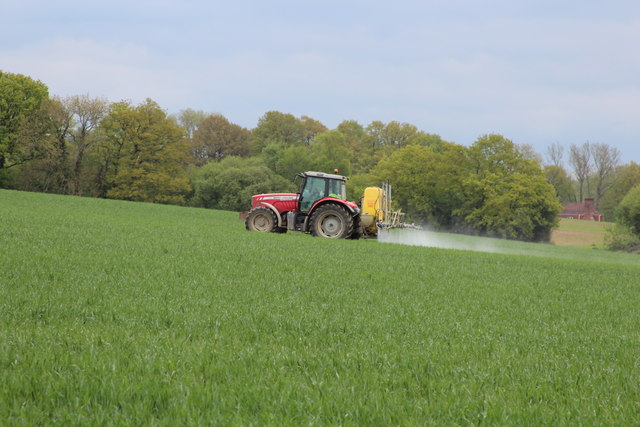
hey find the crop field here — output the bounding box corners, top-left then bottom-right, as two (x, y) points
(1, 189), (640, 424)
(551, 218), (612, 248)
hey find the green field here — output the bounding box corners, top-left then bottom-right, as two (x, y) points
(551, 218), (612, 248)
(1, 189), (639, 424)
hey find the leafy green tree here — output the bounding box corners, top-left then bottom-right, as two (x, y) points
(0, 71), (49, 176)
(346, 172), (382, 205)
(461, 134), (561, 241)
(102, 99), (191, 204)
(461, 171), (562, 241)
(516, 143), (543, 164)
(310, 130), (351, 176)
(300, 115), (327, 144)
(175, 108), (207, 138)
(10, 98), (73, 193)
(360, 120), (444, 173)
(337, 120), (372, 174)
(599, 162), (640, 220)
(261, 142), (316, 180)
(615, 184), (640, 236)
(411, 132), (448, 151)
(190, 156), (295, 211)
(190, 114), (251, 165)
(376, 143), (467, 226)
(544, 165), (575, 203)
(95, 101), (137, 197)
(250, 111), (305, 153)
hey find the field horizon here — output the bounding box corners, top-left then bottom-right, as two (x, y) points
(1, 189), (639, 424)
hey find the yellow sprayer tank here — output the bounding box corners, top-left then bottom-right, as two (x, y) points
(360, 186), (385, 232)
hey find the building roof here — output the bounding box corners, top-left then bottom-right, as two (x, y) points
(560, 200), (601, 216)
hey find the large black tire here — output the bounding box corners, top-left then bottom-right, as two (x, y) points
(246, 207), (279, 232)
(309, 203), (355, 239)
(350, 214), (362, 239)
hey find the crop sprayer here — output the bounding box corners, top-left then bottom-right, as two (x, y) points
(241, 170), (418, 239)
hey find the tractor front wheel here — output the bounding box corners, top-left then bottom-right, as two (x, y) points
(246, 207), (279, 232)
(309, 203), (354, 238)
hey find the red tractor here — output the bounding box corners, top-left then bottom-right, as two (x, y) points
(245, 171), (362, 238)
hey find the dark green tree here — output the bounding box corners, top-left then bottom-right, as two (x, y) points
(0, 71), (49, 177)
(461, 134), (561, 241)
(310, 130), (351, 176)
(261, 142), (316, 181)
(337, 120), (372, 174)
(190, 114), (251, 165)
(10, 97), (72, 193)
(376, 143), (467, 226)
(300, 115), (327, 144)
(599, 162), (640, 220)
(250, 111), (306, 153)
(190, 156), (295, 211)
(615, 184), (640, 236)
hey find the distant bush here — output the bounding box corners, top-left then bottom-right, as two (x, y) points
(615, 184), (640, 237)
(605, 224), (640, 253)
(189, 156), (295, 211)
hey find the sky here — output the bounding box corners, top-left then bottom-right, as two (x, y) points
(2, 0), (639, 163)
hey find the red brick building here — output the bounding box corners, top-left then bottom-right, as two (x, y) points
(558, 198), (603, 221)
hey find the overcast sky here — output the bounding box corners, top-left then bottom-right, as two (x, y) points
(2, 0), (639, 163)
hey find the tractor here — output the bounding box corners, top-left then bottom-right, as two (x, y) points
(244, 171), (394, 238)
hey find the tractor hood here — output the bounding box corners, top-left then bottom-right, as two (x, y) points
(252, 193), (299, 202)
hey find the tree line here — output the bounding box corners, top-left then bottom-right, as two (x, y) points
(2, 71), (640, 246)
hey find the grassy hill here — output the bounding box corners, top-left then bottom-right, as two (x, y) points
(1, 189), (639, 424)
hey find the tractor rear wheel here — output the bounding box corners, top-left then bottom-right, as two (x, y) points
(309, 203), (354, 238)
(246, 207), (279, 232)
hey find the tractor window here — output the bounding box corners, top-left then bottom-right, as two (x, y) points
(327, 179), (345, 199)
(300, 177), (326, 211)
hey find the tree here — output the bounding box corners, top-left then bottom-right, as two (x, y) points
(615, 184), (640, 236)
(0, 71), (49, 175)
(175, 108), (207, 138)
(300, 115), (327, 144)
(461, 171), (562, 241)
(569, 142), (592, 202)
(190, 114), (251, 165)
(590, 142), (621, 206)
(10, 97), (73, 193)
(337, 120), (372, 174)
(516, 143), (543, 165)
(544, 165), (575, 203)
(545, 142), (564, 167)
(102, 99), (191, 204)
(310, 130), (351, 176)
(250, 111), (305, 153)
(375, 143), (468, 226)
(461, 134), (561, 241)
(261, 142), (316, 181)
(190, 156), (295, 211)
(65, 94), (109, 195)
(364, 120), (424, 152)
(598, 162), (640, 220)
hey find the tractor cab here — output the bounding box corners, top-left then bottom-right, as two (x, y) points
(296, 171), (348, 212)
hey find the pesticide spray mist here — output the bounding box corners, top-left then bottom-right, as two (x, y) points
(377, 228), (501, 254)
